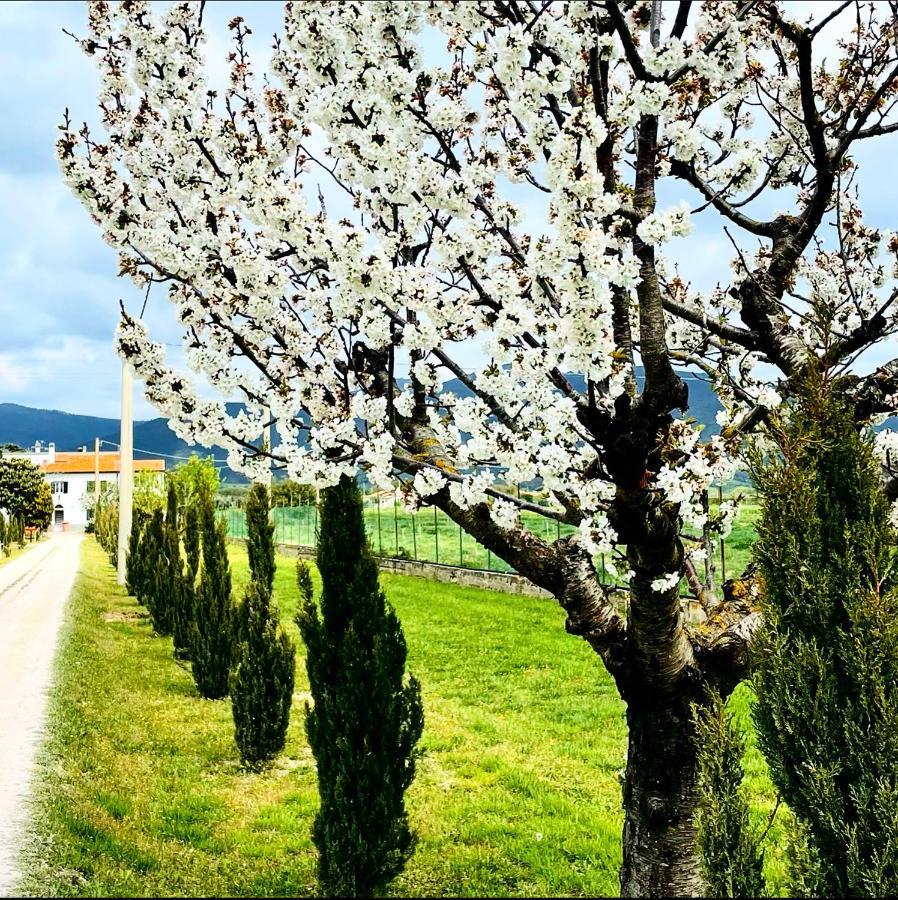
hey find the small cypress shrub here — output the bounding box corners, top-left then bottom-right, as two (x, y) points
(695, 691), (766, 898)
(191, 495), (234, 700)
(184, 500), (201, 581)
(125, 516), (143, 598)
(231, 482), (296, 767)
(231, 580), (296, 767)
(133, 521), (150, 605)
(164, 484), (193, 661)
(143, 510), (173, 635)
(752, 370), (898, 896)
(296, 558), (314, 604)
(297, 475), (424, 898)
(245, 482), (276, 597)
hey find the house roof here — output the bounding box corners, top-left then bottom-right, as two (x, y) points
(41, 452), (165, 475)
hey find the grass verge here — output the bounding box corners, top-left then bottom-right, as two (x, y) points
(21, 538), (782, 897)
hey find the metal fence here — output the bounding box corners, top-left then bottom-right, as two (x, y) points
(218, 484), (738, 585)
(218, 487), (531, 574)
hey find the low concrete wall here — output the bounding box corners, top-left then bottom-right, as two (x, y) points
(230, 537), (555, 599)
(228, 537), (706, 622)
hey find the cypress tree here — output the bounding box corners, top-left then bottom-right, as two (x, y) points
(245, 482), (276, 598)
(231, 482), (296, 767)
(695, 691), (766, 898)
(230, 579), (296, 768)
(125, 516), (143, 599)
(165, 483), (192, 661)
(184, 500), (201, 582)
(143, 510), (173, 635)
(752, 371), (898, 896)
(296, 558), (314, 605)
(133, 521), (149, 605)
(297, 475), (424, 898)
(191, 495), (234, 700)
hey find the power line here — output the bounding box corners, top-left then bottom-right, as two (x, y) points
(99, 439), (232, 469)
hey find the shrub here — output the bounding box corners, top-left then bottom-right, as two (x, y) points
(184, 500), (201, 581)
(230, 580), (296, 767)
(231, 483), (296, 767)
(245, 483), (276, 600)
(165, 484), (192, 661)
(191, 495), (234, 700)
(695, 691), (765, 898)
(297, 475), (424, 897)
(752, 371), (898, 896)
(94, 501), (119, 567)
(125, 517), (143, 598)
(143, 509), (173, 635)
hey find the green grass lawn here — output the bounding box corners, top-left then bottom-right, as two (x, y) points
(21, 538), (783, 898)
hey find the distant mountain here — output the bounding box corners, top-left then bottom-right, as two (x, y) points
(0, 401), (238, 478)
(0, 403), (121, 452)
(438, 368), (725, 436)
(0, 368), (725, 479)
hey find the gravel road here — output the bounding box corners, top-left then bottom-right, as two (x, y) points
(0, 533), (82, 895)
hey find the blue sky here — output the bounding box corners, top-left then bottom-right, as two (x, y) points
(0, 1), (284, 418)
(1, 1), (896, 419)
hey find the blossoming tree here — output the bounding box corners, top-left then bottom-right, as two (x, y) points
(60, 1), (898, 894)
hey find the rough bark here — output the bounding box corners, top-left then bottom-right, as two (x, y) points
(615, 497), (709, 897)
(620, 694), (705, 898)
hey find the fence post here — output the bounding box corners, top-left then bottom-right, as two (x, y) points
(718, 484), (726, 583)
(376, 490), (383, 555)
(411, 510), (417, 560)
(433, 505), (439, 564)
(393, 487), (399, 556)
(459, 521), (463, 567)
(701, 489), (714, 594)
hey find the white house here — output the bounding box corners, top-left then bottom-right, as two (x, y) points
(6, 443), (165, 530)
(42, 449), (165, 529)
(11, 440), (57, 467)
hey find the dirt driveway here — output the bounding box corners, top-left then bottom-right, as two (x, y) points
(0, 532), (82, 894)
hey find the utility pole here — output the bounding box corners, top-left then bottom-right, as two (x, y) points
(94, 436), (100, 510)
(117, 360), (134, 586)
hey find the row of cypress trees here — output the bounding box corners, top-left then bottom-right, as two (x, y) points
(122, 474), (424, 896)
(696, 369), (898, 897)
(126, 482), (294, 765)
(93, 500), (119, 566)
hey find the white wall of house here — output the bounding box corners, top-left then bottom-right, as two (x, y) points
(5, 442), (56, 468)
(47, 472), (118, 530)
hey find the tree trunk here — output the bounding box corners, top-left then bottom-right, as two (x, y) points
(619, 695), (704, 898)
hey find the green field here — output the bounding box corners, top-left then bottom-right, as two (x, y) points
(220, 494), (760, 586)
(21, 538), (783, 897)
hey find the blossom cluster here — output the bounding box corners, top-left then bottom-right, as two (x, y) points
(58, 1), (898, 593)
